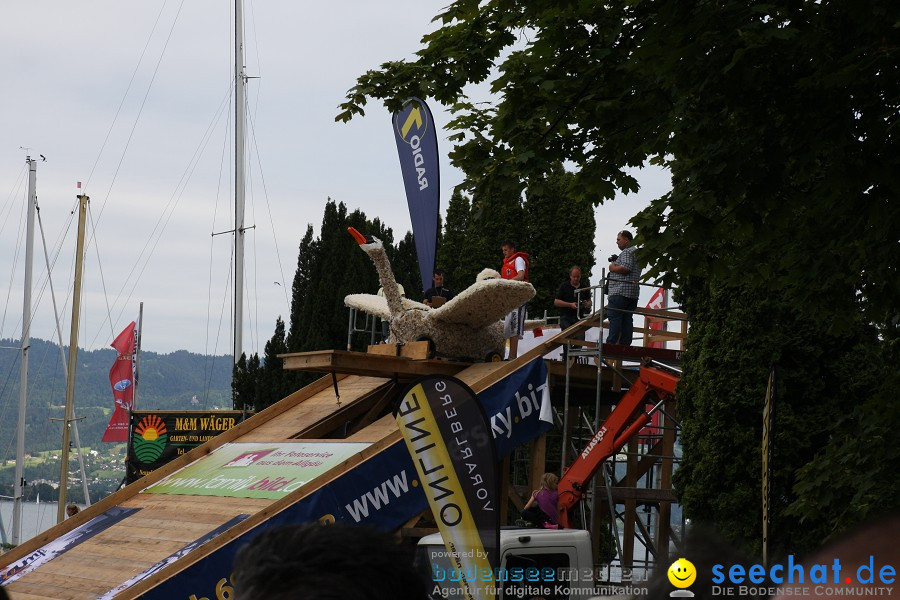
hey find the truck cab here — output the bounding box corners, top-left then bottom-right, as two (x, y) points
(417, 527), (596, 600)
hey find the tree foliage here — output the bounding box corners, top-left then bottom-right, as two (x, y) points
(673, 281), (888, 554)
(390, 230), (424, 300)
(454, 181), (525, 287)
(339, 0), (899, 331)
(337, 0), (900, 550)
(0, 337), (232, 455)
(232, 352), (260, 412)
(524, 165), (595, 315)
(436, 189), (470, 291)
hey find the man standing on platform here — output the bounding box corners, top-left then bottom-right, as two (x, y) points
(500, 239), (529, 359)
(554, 265), (591, 361)
(606, 230), (640, 346)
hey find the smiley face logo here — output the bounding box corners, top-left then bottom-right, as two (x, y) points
(668, 558), (697, 588)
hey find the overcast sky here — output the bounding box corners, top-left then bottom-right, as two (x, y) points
(0, 0), (670, 357)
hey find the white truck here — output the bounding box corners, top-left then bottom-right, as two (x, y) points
(417, 527), (599, 600)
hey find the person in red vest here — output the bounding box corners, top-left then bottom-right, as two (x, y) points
(500, 238), (529, 359)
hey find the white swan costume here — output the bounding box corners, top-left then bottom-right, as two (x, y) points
(345, 227), (535, 362)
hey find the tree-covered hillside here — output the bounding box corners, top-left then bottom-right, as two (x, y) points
(0, 337), (232, 456)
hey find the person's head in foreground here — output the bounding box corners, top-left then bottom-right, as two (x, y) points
(233, 522), (429, 600)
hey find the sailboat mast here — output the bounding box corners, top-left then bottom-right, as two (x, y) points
(57, 194), (89, 524)
(12, 157), (37, 545)
(233, 0), (246, 364)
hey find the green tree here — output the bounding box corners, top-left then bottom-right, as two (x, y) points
(256, 199), (403, 399)
(287, 225), (316, 352)
(456, 181), (525, 287)
(437, 189), (471, 290)
(232, 352), (259, 412)
(338, 0), (898, 325)
(257, 317), (290, 410)
(390, 230), (423, 300)
(524, 165), (595, 315)
(337, 0), (900, 552)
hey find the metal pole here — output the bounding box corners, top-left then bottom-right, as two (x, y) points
(347, 308), (354, 351)
(588, 269), (607, 539)
(70, 411), (91, 507)
(135, 302), (144, 411)
(233, 0), (246, 365)
(58, 194), (89, 524)
(13, 157), (37, 544)
(762, 365), (775, 566)
(39, 198), (91, 507)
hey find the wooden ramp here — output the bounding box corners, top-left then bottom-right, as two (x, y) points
(0, 315), (668, 599)
(0, 354), (537, 600)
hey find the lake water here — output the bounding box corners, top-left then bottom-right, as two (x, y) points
(0, 500), (83, 545)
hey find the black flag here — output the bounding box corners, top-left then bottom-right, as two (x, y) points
(395, 375), (499, 600)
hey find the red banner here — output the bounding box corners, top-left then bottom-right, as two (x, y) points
(645, 287), (667, 349)
(642, 289), (667, 444)
(102, 321), (137, 442)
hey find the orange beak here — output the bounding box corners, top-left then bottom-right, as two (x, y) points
(347, 227), (367, 245)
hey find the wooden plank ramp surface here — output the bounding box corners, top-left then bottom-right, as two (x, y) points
(0, 373), (390, 600)
(0, 351), (551, 599)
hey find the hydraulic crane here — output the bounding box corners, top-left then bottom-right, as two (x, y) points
(557, 362), (680, 529)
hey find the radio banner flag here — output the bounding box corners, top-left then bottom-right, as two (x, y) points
(395, 376), (498, 600)
(392, 97), (440, 295)
(102, 321), (137, 442)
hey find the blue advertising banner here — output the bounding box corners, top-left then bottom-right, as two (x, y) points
(480, 358), (553, 457)
(393, 97), (440, 294)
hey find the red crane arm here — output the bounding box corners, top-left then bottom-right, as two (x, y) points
(557, 365), (679, 528)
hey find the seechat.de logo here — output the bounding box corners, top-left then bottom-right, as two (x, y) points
(668, 558), (696, 597)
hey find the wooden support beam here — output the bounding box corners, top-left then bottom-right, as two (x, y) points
(656, 410), (676, 564)
(281, 350), (468, 379)
(597, 486), (678, 503)
(365, 340), (433, 359)
(500, 456), (511, 525)
(528, 435), (547, 493)
(507, 486), (526, 514)
(346, 384), (397, 436)
(291, 382), (391, 439)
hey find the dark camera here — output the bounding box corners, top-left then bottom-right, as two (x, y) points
(608, 254), (618, 263)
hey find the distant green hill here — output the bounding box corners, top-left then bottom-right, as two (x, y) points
(0, 337), (233, 457)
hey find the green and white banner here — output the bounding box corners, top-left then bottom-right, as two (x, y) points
(143, 442), (370, 499)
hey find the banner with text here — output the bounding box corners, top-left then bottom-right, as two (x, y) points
(395, 376), (499, 600)
(139, 440), (428, 599)
(479, 357), (553, 458)
(132, 365), (552, 598)
(126, 411), (248, 484)
(143, 442), (371, 499)
(0, 507), (138, 585)
(102, 321), (137, 442)
(393, 97), (440, 294)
